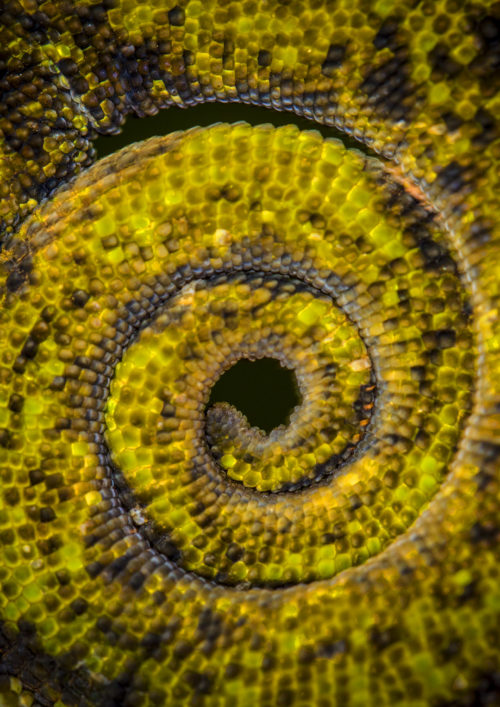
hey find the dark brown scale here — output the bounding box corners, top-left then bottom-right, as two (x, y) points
(428, 43), (463, 79)
(442, 110), (464, 132)
(473, 107), (498, 146)
(321, 43), (347, 75)
(372, 17), (401, 51)
(360, 52), (415, 123)
(435, 160), (472, 194)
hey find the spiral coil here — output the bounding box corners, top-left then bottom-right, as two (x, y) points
(0, 2), (499, 705)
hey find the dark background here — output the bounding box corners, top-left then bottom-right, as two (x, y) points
(95, 102), (359, 157)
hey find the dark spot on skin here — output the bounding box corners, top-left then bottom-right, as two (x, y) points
(457, 580), (479, 605)
(261, 653), (275, 671)
(6, 270), (27, 292)
(441, 638), (462, 661)
(45, 473), (64, 489)
(85, 561), (104, 579)
(321, 533), (337, 544)
(0, 428), (12, 448)
(221, 184), (241, 202)
(4, 488), (20, 506)
(153, 591), (166, 606)
(72, 289), (90, 307)
(370, 626), (399, 649)
(97, 616), (112, 633)
(297, 645), (316, 664)
(373, 17), (401, 51)
(353, 381), (376, 422)
(277, 689), (295, 706)
(349, 494), (363, 511)
(226, 543), (244, 562)
(435, 160), (470, 193)
(37, 536), (63, 555)
(183, 49), (195, 67)
(225, 663), (240, 678)
(360, 53), (414, 122)
(55, 417), (71, 430)
(310, 445), (357, 488)
(173, 640), (193, 659)
(168, 5), (185, 26)
(469, 521), (498, 545)
(424, 350), (441, 368)
(57, 58), (79, 76)
(29, 469), (45, 485)
(141, 631), (161, 653)
(31, 320), (49, 341)
(17, 620), (37, 637)
(478, 441), (500, 464)
(258, 50), (272, 67)
(309, 212), (325, 228)
(415, 430), (430, 449)
(476, 14), (500, 51)
(435, 329), (456, 349)
(448, 670), (500, 707)
(0, 529), (15, 545)
(50, 376), (66, 391)
(74, 355), (92, 370)
(16, 10), (50, 40)
(8, 394), (24, 412)
(197, 608), (223, 642)
(141, 632), (162, 654)
(183, 669), (213, 694)
(56, 570), (71, 585)
(428, 42), (462, 78)
(473, 107), (497, 146)
(468, 219), (493, 247)
(84, 533), (100, 549)
(397, 287), (409, 304)
(71, 598), (88, 615)
(317, 640), (347, 658)
(474, 469), (495, 491)
(21, 337), (38, 359)
(321, 43), (346, 76)
(467, 13), (500, 85)
(415, 234), (457, 273)
(72, 75), (90, 94)
(12, 356), (26, 374)
(106, 553), (133, 580)
(40, 506), (56, 522)
(99, 675), (137, 706)
(129, 571), (146, 590)
(433, 14), (451, 34)
(442, 111), (464, 132)
(155, 535), (182, 562)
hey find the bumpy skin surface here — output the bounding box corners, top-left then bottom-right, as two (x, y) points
(0, 1), (499, 706)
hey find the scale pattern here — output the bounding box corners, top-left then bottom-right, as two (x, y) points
(0, 1), (499, 706)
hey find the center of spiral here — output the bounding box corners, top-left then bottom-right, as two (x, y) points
(105, 275), (373, 498)
(208, 357), (301, 433)
(103, 272), (377, 583)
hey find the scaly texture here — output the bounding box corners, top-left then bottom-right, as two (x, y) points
(0, 1), (499, 706)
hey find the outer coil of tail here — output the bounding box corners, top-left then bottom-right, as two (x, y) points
(0, 2), (499, 706)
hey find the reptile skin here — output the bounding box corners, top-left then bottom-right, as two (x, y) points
(0, 1), (499, 706)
